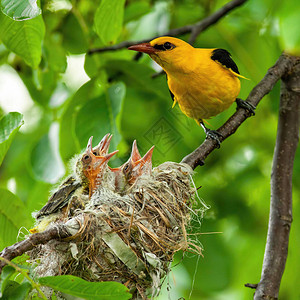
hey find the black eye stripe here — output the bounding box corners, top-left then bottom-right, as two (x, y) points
(153, 44), (165, 50)
(153, 42), (176, 51)
(164, 42), (172, 49)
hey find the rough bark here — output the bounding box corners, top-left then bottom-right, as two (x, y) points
(0, 226), (71, 273)
(253, 57), (300, 299)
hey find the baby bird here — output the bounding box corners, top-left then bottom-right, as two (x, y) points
(124, 142), (154, 186)
(107, 140), (154, 193)
(30, 134), (117, 233)
(80, 136), (118, 197)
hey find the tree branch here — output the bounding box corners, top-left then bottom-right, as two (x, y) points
(0, 225), (71, 273)
(181, 53), (300, 170)
(88, 0), (248, 54)
(188, 0), (247, 44)
(253, 58), (300, 300)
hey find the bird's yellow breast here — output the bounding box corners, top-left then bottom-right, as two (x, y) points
(161, 48), (241, 121)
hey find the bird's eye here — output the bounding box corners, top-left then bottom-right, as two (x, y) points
(82, 154), (91, 162)
(93, 151), (97, 156)
(163, 42), (172, 50)
(124, 164), (129, 171)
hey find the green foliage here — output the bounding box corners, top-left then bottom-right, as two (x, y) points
(0, 189), (29, 249)
(0, 266), (16, 294)
(277, 1), (300, 55)
(30, 129), (65, 184)
(62, 12), (89, 54)
(74, 81), (126, 151)
(94, 0), (126, 45)
(0, 112), (23, 166)
(0, 0), (299, 299)
(0, 263), (130, 299)
(0, 0), (41, 20)
(39, 275), (132, 300)
(0, 13), (45, 68)
(1, 281), (31, 300)
(124, 1), (151, 23)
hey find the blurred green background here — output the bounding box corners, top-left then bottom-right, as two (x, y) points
(0, 0), (299, 299)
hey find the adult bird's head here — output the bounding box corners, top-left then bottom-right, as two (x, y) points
(128, 36), (193, 72)
(78, 136), (118, 195)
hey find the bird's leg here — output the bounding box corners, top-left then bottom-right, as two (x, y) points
(236, 98), (256, 116)
(200, 121), (223, 148)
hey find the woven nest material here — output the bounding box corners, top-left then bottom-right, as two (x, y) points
(29, 162), (204, 299)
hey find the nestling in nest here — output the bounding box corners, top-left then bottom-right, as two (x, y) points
(29, 134), (204, 299)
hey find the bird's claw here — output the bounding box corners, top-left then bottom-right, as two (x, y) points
(205, 129), (223, 148)
(236, 98), (256, 116)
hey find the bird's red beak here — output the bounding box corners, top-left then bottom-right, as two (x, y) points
(128, 43), (156, 54)
(93, 133), (112, 156)
(138, 146), (154, 167)
(102, 150), (119, 163)
(130, 140), (142, 162)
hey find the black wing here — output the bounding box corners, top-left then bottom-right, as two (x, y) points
(36, 179), (82, 219)
(211, 49), (239, 74)
(166, 74), (175, 102)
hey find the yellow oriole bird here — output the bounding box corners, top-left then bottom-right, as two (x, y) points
(128, 36), (254, 144)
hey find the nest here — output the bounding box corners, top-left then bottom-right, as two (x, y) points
(29, 162), (204, 299)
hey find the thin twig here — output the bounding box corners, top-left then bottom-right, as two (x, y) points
(181, 53), (300, 170)
(245, 283), (258, 289)
(188, 0), (247, 44)
(88, 0), (248, 55)
(253, 58), (300, 300)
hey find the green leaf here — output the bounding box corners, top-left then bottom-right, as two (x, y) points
(0, 266), (15, 294)
(0, 112), (23, 167)
(105, 60), (169, 100)
(1, 280), (20, 297)
(39, 275), (132, 300)
(279, 15), (300, 55)
(1, 281), (32, 300)
(0, 0), (41, 20)
(19, 68), (60, 107)
(62, 12), (89, 54)
(124, 1), (151, 23)
(276, 1), (300, 55)
(0, 43), (9, 65)
(26, 181), (51, 214)
(0, 12), (45, 68)
(94, 0), (126, 45)
(84, 54), (108, 79)
(109, 82), (125, 123)
(44, 35), (67, 73)
(0, 189), (28, 249)
(74, 81), (126, 151)
(59, 79), (105, 161)
(30, 125), (65, 184)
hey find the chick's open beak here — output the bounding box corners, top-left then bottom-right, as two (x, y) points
(128, 43), (156, 54)
(130, 140), (142, 162)
(138, 146), (154, 169)
(93, 133), (112, 156)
